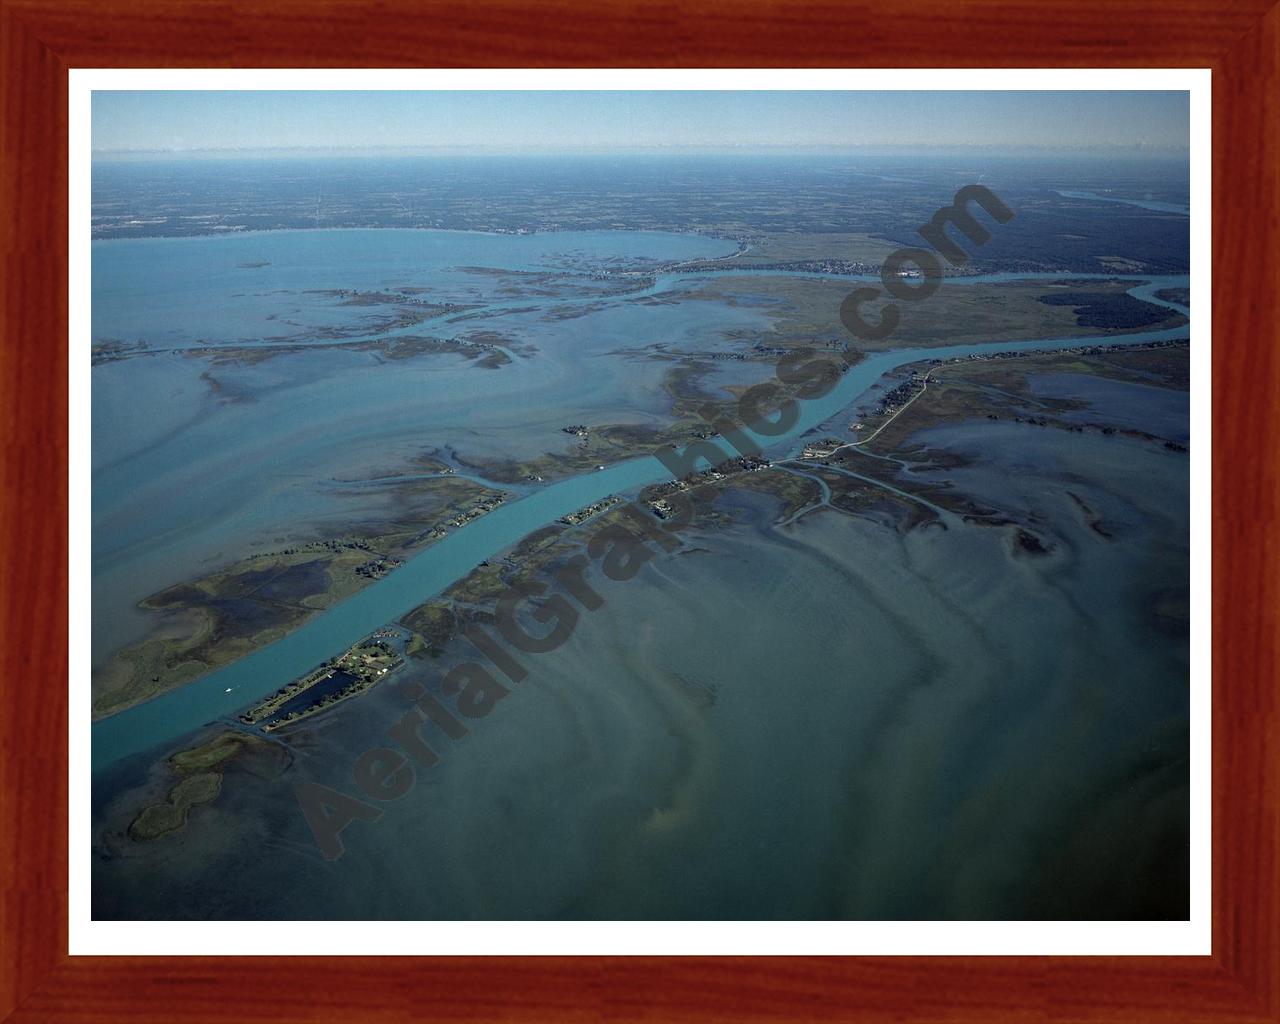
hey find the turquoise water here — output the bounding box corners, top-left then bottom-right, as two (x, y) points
(91, 228), (1189, 771)
(92, 228), (737, 345)
(91, 231), (759, 666)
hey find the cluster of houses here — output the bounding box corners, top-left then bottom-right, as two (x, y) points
(559, 495), (622, 526)
(354, 556), (403, 580)
(800, 438), (848, 460)
(647, 455), (771, 518)
(444, 493), (508, 529)
(417, 492), (511, 545)
(942, 336), (1183, 368)
(672, 258), (874, 276)
(245, 638), (405, 731)
(875, 372), (929, 417)
(260, 537), (374, 560)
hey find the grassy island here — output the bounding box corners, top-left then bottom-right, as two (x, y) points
(126, 730), (289, 842)
(94, 476), (507, 718)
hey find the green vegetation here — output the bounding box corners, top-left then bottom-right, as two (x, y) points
(198, 331), (519, 370)
(1037, 290), (1177, 329)
(677, 230), (900, 271)
(683, 276), (1186, 352)
(93, 476), (507, 718)
(126, 729), (290, 842)
(384, 344), (1187, 716)
(401, 601), (459, 657)
(171, 732), (258, 772)
(244, 636), (405, 731)
(129, 773), (222, 841)
(452, 423), (680, 484)
(852, 342), (1190, 455)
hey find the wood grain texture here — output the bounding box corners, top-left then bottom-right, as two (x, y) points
(0, 1), (1276, 1020)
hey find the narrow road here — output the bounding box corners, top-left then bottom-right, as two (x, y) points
(780, 365), (936, 466)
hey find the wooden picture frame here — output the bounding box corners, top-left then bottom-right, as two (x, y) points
(2, 2), (1275, 1020)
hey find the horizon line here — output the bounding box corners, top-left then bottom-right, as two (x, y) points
(92, 142), (1192, 159)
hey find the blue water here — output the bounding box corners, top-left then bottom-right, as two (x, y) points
(263, 669), (359, 723)
(92, 228), (737, 346)
(1027, 372), (1190, 444)
(90, 231), (762, 668)
(1053, 189), (1190, 216)
(90, 227), (1187, 773)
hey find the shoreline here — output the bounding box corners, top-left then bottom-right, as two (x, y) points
(90, 268), (1190, 771)
(90, 321), (1188, 773)
(90, 224), (748, 247)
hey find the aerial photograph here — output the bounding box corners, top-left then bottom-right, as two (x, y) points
(90, 89), (1192, 921)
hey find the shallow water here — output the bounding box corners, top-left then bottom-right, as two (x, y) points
(90, 227), (1190, 772)
(91, 231), (750, 663)
(1027, 372), (1189, 444)
(92, 409), (1189, 920)
(92, 228), (737, 344)
(90, 227), (1190, 919)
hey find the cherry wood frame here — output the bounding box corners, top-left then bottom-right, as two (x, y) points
(2, 1), (1276, 1020)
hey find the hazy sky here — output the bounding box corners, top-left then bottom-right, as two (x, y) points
(93, 90), (1190, 156)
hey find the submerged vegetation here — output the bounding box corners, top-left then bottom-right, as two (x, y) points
(94, 149), (1191, 921)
